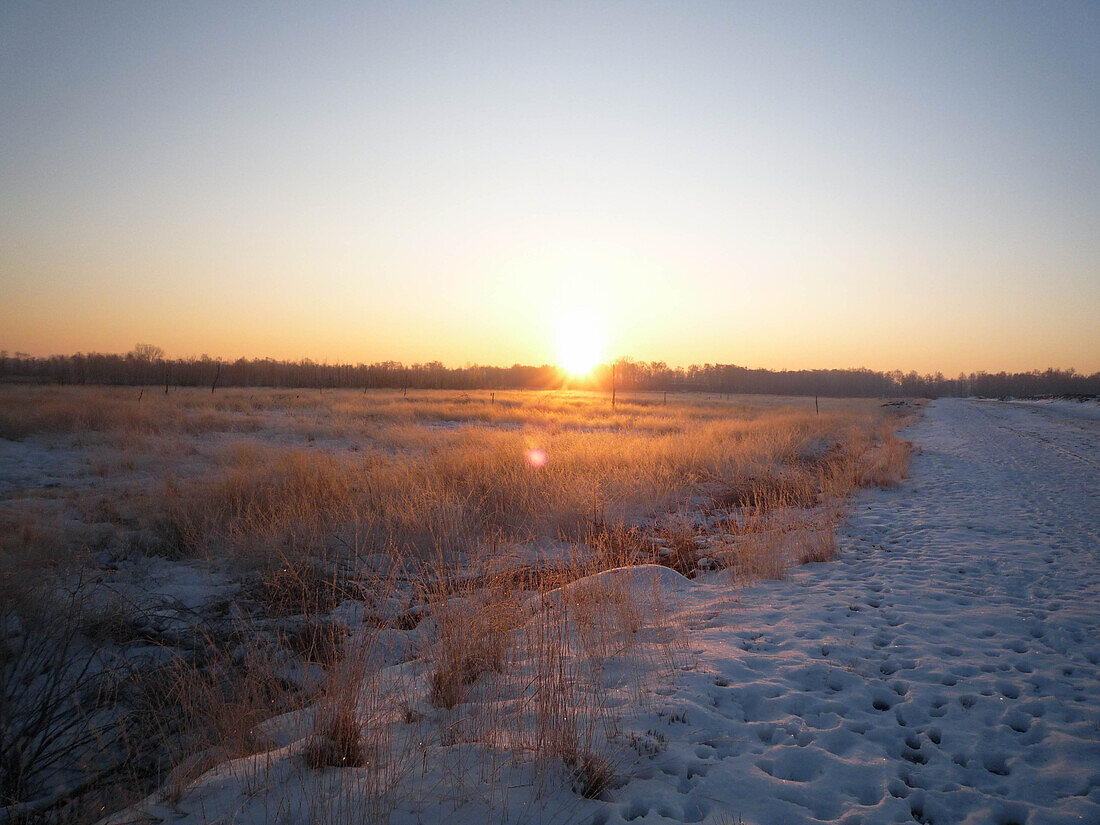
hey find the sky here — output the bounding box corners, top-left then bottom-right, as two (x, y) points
(2, 1), (1098, 375)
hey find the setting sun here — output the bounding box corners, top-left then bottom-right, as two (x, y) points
(556, 310), (605, 375)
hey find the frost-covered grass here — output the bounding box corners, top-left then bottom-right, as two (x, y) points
(1, 388), (915, 576)
(0, 385), (857, 440)
(0, 387), (917, 823)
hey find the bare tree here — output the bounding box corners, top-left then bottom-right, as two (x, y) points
(129, 344), (164, 362)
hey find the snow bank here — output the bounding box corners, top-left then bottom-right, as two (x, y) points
(544, 563), (697, 609)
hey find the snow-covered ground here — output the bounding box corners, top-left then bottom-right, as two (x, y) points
(601, 398), (1100, 825)
(1006, 397), (1100, 425)
(106, 399), (1100, 824)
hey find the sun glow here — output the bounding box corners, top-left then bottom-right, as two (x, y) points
(556, 310), (605, 375)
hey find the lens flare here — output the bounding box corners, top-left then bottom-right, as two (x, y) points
(526, 447), (548, 468)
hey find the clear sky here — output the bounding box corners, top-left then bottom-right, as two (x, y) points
(2, 1), (1098, 374)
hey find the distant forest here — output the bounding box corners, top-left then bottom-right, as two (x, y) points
(1, 348), (1097, 399)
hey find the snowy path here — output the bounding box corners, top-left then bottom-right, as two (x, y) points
(606, 399), (1100, 825)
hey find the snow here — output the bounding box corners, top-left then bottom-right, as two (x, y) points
(1006, 397), (1100, 424)
(542, 564), (697, 612)
(101, 399), (1100, 824)
(602, 397), (1100, 824)
(0, 436), (92, 493)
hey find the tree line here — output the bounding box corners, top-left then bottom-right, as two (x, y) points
(0, 348), (1096, 399)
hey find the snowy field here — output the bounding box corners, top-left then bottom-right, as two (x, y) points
(102, 398), (1099, 825)
(587, 398), (1100, 825)
(2, 389), (905, 823)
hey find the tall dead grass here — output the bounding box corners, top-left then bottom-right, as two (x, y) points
(153, 399), (897, 566)
(412, 553), (686, 810)
(0, 385), (879, 442)
(0, 387), (918, 822)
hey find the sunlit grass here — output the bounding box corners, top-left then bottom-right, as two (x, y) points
(0, 385), (918, 821)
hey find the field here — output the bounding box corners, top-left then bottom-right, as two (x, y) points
(5, 2), (1096, 822)
(0, 387), (916, 823)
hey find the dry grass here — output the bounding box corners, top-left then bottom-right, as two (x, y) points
(1, 387), (910, 572)
(135, 639), (292, 770)
(149, 400), (903, 567)
(0, 386), (919, 821)
(304, 704), (366, 769)
(424, 580), (521, 710)
(0, 385), (850, 442)
(0, 505), (69, 575)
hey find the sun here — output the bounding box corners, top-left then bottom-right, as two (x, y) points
(556, 309), (604, 376)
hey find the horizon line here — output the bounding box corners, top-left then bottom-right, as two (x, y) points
(2, 348), (1097, 379)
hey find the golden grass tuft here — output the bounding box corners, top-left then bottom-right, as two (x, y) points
(304, 705), (366, 769)
(424, 575), (524, 709)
